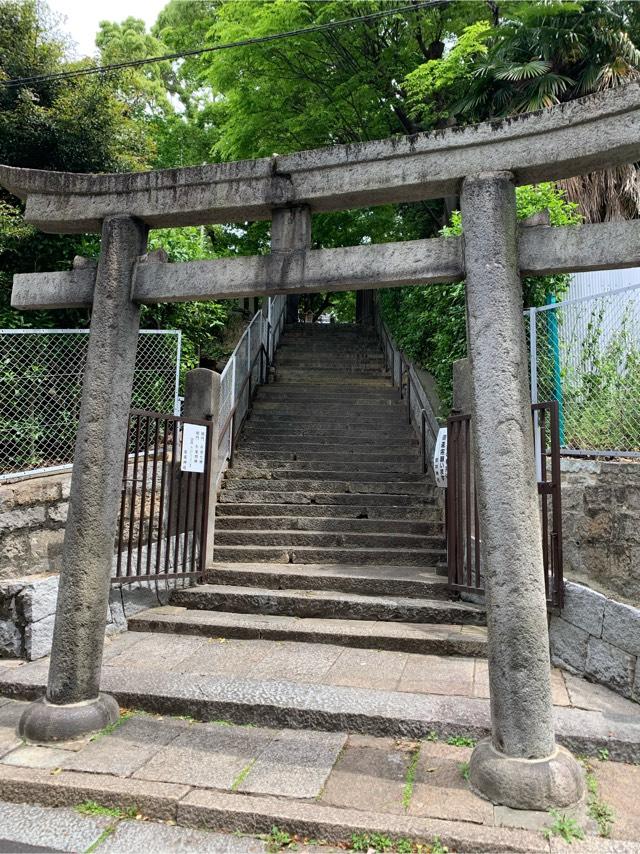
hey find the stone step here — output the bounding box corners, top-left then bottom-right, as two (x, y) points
(215, 503), (443, 521)
(240, 431), (415, 446)
(221, 478), (430, 495)
(237, 438), (418, 453)
(243, 416), (409, 430)
(234, 450), (420, 465)
(205, 562), (449, 598)
(226, 468), (425, 483)
(128, 607), (484, 655)
(210, 544), (446, 567)
(253, 400), (400, 411)
(276, 369), (386, 379)
(215, 516), (443, 534)
(217, 491), (435, 508)
(272, 377), (391, 387)
(229, 459), (421, 474)
(169, 584), (483, 625)
(214, 529), (445, 550)
(3, 657), (638, 762)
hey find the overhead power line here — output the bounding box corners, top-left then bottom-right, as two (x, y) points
(1, 0), (448, 89)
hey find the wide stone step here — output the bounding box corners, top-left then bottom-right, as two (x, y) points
(217, 491), (434, 508)
(226, 468), (425, 483)
(214, 529), (444, 550)
(229, 459), (421, 474)
(243, 416), (409, 430)
(221, 478), (430, 495)
(215, 516), (443, 535)
(170, 584), (483, 625)
(4, 655), (638, 762)
(253, 400), (401, 411)
(129, 607), (484, 655)
(205, 562), (449, 598)
(215, 503), (443, 521)
(211, 544), (445, 567)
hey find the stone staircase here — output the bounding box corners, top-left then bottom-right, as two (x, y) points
(132, 323), (487, 657)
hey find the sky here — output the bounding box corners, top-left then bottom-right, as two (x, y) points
(47, 0), (168, 58)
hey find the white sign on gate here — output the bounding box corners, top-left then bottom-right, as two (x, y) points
(181, 423), (207, 473)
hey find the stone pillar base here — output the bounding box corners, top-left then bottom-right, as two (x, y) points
(19, 693), (119, 743)
(469, 738), (585, 811)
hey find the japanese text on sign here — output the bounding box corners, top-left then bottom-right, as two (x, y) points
(181, 423), (207, 473)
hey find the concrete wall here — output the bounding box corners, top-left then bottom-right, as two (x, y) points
(561, 459), (640, 605)
(550, 580), (640, 701)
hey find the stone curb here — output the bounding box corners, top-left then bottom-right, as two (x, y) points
(0, 765), (547, 853)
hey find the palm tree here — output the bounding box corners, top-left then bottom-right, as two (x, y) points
(456, 1), (640, 222)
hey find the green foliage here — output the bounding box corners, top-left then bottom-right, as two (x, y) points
(459, 761), (470, 781)
(75, 800), (137, 819)
(543, 809), (585, 843)
(445, 735), (476, 748)
(582, 758), (615, 837)
(264, 826), (296, 852)
(380, 183), (581, 407)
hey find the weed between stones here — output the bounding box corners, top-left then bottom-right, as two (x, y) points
(75, 800), (138, 819)
(350, 833), (448, 853)
(459, 761), (470, 781)
(582, 759), (615, 837)
(231, 758), (255, 791)
(84, 826), (116, 853)
(445, 735), (476, 748)
(402, 744), (421, 811)
(89, 710), (134, 741)
(543, 810), (585, 844)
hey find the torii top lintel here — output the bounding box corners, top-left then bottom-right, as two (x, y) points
(1, 83), (640, 235)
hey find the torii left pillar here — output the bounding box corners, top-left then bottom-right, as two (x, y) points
(20, 216), (148, 741)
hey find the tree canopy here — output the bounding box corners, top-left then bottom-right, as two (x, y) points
(1, 0), (639, 396)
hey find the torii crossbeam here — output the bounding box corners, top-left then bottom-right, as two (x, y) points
(4, 81), (640, 812)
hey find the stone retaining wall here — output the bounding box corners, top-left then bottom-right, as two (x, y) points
(0, 573), (165, 660)
(561, 459), (640, 605)
(550, 580), (640, 701)
(0, 472), (71, 580)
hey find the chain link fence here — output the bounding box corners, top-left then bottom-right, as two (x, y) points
(526, 283), (640, 456)
(0, 329), (181, 480)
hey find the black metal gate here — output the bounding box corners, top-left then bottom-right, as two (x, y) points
(113, 409), (213, 585)
(446, 401), (563, 608)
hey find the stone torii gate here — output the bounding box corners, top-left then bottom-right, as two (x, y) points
(4, 81), (640, 812)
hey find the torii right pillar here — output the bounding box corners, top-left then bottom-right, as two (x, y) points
(461, 172), (584, 811)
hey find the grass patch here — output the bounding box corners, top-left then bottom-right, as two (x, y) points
(75, 800), (137, 820)
(459, 761), (470, 781)
(402, 745), (421, 812)
(231, 759), (255, 791)
(445, 735), (476, 748)
(89, 710), (135, 741)
(349, 834), (444, 853)
(543, 810), (585, 844)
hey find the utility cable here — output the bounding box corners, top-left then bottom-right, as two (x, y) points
(0, 0), (449, 88)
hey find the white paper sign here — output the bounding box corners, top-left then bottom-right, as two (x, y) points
(181, 423), (207, 473)
(433, 427), (448, 488)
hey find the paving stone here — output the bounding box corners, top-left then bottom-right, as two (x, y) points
(603, 599), (640, 657)
(0, 800), (110, 852)
(564, 672), (640, 715)
(408, 741), (494, 825)
(550, 840), (640, 853)
(0, 729), (21, 760)
(63, 714), (188, 777)
(133, 721), (276, 789)
(17, 575), (59, 623)
(398, 654), (473, 696)
(1, 744), (73, 769)
(494, 802), (585, 832)
(585, 637), (636, 697)
(173, 638), (272, 676)
(105, 632), (206, 670)
(472, 661), (574, 705)
(238, 729), (347, 798)
(323, 648), (406, 691)
(246, 642), (343, 684)
(320, 738), (409, 814)
(99, 820), (267, 853)
(593, 759), (640, 842)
